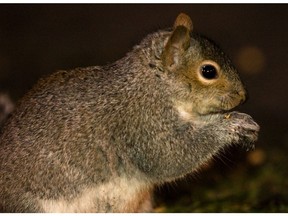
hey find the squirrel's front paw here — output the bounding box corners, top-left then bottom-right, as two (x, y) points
(223, 111), (260, 151)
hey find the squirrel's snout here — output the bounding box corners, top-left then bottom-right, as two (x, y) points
(238, 89), (248, 105)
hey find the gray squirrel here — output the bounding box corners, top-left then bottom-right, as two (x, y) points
(0, 13), (259, 212)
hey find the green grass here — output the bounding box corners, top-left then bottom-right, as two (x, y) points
(154, 146), (288, 213)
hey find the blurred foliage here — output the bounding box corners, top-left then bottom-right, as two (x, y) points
(154, 145), (288, 213)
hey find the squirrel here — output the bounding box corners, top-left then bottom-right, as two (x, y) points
(0, 13), (259, 212)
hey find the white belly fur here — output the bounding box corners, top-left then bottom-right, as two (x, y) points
(39, 176), (152, 213)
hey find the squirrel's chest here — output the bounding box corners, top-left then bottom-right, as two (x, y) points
(38, 176), (152, 213)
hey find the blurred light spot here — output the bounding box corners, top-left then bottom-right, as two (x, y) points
(236, 46), (265, 74)
(247, 148), (266, 166)
(0, 93), (14, 125)
(154, 206), (166, 213)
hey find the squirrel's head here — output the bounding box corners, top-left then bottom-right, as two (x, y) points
(161, 13), (247, 116)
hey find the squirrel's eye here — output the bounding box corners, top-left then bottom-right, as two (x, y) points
(200, 64), (218, 80)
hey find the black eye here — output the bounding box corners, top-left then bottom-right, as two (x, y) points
(200, 64), (218, 80)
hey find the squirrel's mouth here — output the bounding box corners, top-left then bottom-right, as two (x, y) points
(191, 92), (245, 117)
(193, 104), (241, 123)
(219, 92), (247, 111)
(196, 106), (234, 117)
(174, 97), (242, 122)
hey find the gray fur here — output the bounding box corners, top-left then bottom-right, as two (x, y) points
(0, 14), (259, 212)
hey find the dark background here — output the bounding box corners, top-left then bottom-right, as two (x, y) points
(0, 4), (287, 212)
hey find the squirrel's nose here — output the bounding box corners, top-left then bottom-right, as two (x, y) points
(238, 89), (248, 105)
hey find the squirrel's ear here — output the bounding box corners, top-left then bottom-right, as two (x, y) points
(162, 13), (193, 70)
